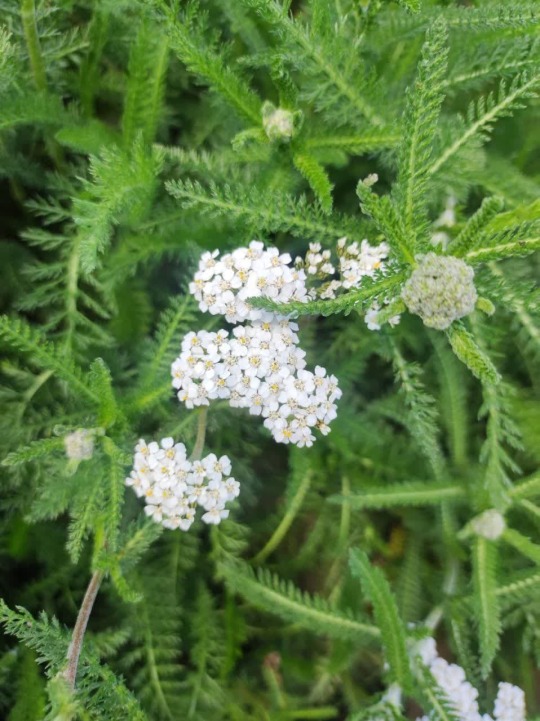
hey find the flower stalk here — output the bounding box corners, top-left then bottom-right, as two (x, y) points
(62, 570), (104, 690)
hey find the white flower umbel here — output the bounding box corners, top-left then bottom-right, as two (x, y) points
(493, 683), (526, 721)
(303, 242), (335, 277)
(412, 638), (526, 721)
(317, 237), (390, 300)
(338, 238), (390, 291)
(401, 253), (478, 330)
(189, 241), (309, 323)
(172, 320), (341, 447)
(304, 237), (397, 331)
(125, 437), (239, 531)
(471, 509), (506, 541)
(64, 429), (94, 461)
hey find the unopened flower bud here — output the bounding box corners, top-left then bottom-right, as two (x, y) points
(401, 253), (477, 330)
(471, 509), (506, 540)
(362, 173), (379, 188)
(262, 102), (296, 142)
(64, 429), (94, 461)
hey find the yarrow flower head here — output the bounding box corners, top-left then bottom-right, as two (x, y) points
(64, 429), (94, 461)
(303, 242), (335, 277)
(493, 683), (526, 721)
(171, 321), (341, 447)
(401, 253), (478, 330)
(337, 237), (390, 291)
(125, 437), (239, 531)
(189, 241), (309, 323)
(180, 241), (343, 446)
(413, 637), (526, 721)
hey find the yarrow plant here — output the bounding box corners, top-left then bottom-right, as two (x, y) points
(0, 0), (539, 719)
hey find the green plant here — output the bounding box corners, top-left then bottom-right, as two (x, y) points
(0, 0), (539, 719)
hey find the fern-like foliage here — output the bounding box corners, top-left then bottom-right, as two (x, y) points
(349, 549), (412, 689)
(221, 560), (380, 642)
(390, 343), (444, 479)
(471, 537), (500, 679)
(0, 315), (99, 403)
(394, 19), (448, 251)
(0, 601), (148, 721)
(165, 178), (363, 242)
(157, 0), (262, 124)
(428, 71), (540, 178)
(329, 482), (465, 510)
(73, 141), (164, 273)
(120, 534), (198, 719)
(122, 18), (169, 147)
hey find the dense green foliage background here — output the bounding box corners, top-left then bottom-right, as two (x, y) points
(0, 0), (539, 718)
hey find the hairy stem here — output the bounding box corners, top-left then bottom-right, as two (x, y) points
(189, 406), (208, 461)
(20, 0), (47, 92)
(63, 570), (104, 689)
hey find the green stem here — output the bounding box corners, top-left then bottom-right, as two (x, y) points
(189, 406), (208, 461)
(337, 476), (351, 550)
(327, 476), (351, 604)
(20, 0), (47, 91)
(424, 558), (459, 630)
(252, 471), (312, 565)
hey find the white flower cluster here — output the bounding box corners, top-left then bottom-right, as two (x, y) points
(303, 242), (335, 277)
(401, 253), (478, 330)
(338, 237), (390, 290)
(414, 638), (526, 721)
(189, 241), (309, 323)
(172, 322), (341, 447)
(64, 429), (94, 461)
(315, 237), (390, 301)
(125, 438), (239, 531)
(180, 241), (342, 447)
(493, 683), (527, 721)
(303, 237), (400, 333)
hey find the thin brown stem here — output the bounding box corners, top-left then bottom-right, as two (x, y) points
(63, 570), (104, 690)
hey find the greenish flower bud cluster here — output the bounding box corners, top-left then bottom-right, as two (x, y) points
(64, 428), (94, 461)
(401, 253), (478, 330)
(262, 101), (298, 142)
